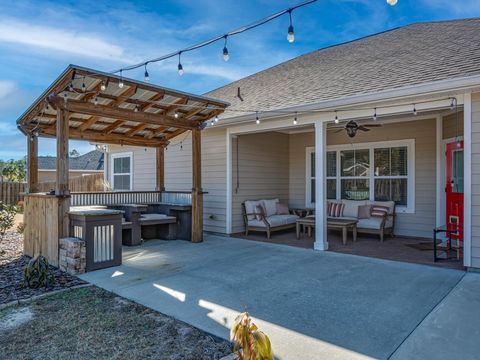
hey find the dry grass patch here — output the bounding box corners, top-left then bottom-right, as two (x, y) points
(0, 286), (231, 360)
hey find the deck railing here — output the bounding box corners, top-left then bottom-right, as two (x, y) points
(70, 190), (193, 207)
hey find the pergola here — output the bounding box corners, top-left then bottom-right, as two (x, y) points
(17, 65), (229, 261)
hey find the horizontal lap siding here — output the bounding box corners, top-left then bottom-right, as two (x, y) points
(232, 132), (290, 233)
(443, 111), (464, 140)
(471, 93), (480, 268)
(289, 119), (437, 238)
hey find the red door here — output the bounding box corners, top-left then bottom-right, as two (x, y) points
(446, 141), (464, 241)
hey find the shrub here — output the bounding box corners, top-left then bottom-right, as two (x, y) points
(24, 255), (55, 289)
(230, 312), (273, 360)
(0, 202), (17, 239)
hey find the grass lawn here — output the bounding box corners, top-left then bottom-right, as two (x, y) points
(0, 286), (231, 359)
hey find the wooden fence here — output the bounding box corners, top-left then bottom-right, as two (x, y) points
(0, 173), (106, 205)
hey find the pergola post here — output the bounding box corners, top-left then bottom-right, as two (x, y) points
(156, 146), (165, 191)
(191, 128), (203, 243)
(27, 135), (38, 193)
(56, 109), (70, 239)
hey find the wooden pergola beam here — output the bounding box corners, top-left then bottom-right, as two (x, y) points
(191, 128), (203, 242)
(49, 97), (199, 130)
(156, 147), (165, 191)
(26, 135), (38, 193)
(55, 109), (69, 196)
(126, 123), (148, 137)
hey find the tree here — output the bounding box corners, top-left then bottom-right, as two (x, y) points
(69, 149), (80, 157)
(1, 159), (26, 182)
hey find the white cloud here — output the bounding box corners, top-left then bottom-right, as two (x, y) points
(0, 80), (15, 99)
(0, 18), (132, 62)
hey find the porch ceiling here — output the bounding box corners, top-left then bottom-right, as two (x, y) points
(16, 65), (230, 147)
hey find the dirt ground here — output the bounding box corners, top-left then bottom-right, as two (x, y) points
(0, 286), (231, 360)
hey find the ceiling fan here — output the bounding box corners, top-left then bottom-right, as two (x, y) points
(329, 120), (382, 138)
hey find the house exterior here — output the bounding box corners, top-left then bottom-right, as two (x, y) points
(38, 150), (104, 182)
(105, 18), (480, 269)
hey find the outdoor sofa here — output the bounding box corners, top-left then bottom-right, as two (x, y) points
(242, 199), (299, 239)
(328, 199), (396, 242)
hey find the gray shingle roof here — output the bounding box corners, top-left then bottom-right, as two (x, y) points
(38, 150), (104, 171)
(206, 18), (480, 118)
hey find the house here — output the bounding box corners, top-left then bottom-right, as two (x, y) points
(37, 150), (104, 182)
(104, 18), (480, 269)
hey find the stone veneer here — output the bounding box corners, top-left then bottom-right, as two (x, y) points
(59, 237), (86, 275)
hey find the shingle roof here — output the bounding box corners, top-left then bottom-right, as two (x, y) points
(206, 18), (480, 118)
(38, 150), (104, 171)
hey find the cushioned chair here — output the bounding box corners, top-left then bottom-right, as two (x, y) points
(242, 199), (299, 239)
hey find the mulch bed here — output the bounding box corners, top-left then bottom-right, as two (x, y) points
(0, 231), (86, 305)
(0, 286), (232, 359)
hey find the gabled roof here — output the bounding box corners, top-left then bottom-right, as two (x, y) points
(206, 18), (480, 118)
(38, 150), (104, 171)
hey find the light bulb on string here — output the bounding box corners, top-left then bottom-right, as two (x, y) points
(100, 81), (106, 91)
(174, 111), (179, 119)
(223, 35), (230, 61)
(119, 70), (124, 88)
(81, 79), (86, 92)
(334, 111), (339, 124)
(68, 83), (74, 92)
(256, 112), (260, 125)
(215, 115), (219, 123)
(293, 112), (298, 125)
(450, 98), (456, 110)
(413, 104), (417, 116)
(94, 96), (99, 105)
(287, 9), (295, 43)
(134, 104), (139, 113)
(144, 63), (150, 82)
(178, 52), (184, 76)
(373, 108), (377, 121)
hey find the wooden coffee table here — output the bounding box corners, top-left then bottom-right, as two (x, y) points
(296, 216), (315, 239)
(327, 218), (358, 245)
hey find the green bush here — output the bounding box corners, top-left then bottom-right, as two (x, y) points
(0, 202), (17, 239)
(24, 255), (55, 289)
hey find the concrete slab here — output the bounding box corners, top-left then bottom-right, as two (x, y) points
(391, 272), (480, 360)
(80, 235), (464, 360)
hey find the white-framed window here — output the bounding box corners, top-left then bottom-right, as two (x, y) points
(111, 152), (133, 190)
(306, 139), (415, 213)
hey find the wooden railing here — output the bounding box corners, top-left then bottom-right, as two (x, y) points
(70, 190), (193, 207)
(0, 181), (26, 205)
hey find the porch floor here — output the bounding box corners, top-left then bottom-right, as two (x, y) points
(231, 230), (464, 270)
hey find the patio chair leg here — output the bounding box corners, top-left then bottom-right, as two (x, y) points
(380, 230), (384, 242)
(267, 229), (271, 239)
(245, 228), (249, 236)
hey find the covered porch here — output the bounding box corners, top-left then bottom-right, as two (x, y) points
(17, 65), (229, 268)
(226, 93), (468, 269)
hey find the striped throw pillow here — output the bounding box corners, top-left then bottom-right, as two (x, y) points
(328, 202), (344, 217)
(370, 205), (389, 218)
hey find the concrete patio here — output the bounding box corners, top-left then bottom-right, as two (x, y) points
(80, 235), (478, 360)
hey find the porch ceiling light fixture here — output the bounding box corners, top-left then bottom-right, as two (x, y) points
(287, 9), (295, 43)
(386, 0), (398, 5)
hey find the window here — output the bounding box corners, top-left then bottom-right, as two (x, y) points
(111, 153), (132, 190)
(305, 140), (415, 213)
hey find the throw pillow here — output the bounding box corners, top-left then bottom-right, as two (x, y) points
(357, 205), (371, 219)
(245, 200), (262, 220)
(276, 202), (290, 215)
(327, 202), (344, 218)
(262, 199), (279, 217)
(371, 205), (389, 218)
(254, 204), (265, 220)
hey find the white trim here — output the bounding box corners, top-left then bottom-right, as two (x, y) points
(38, 169), (104, 173)
(110, 151), (133, 191)
(322, 139), (416, 213)
(463, 92), (472, 268)
(436, 116), (443, 227)
(314, 121), (328, 251)
(226, 130), (233, 234)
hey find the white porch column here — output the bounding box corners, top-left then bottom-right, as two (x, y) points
(436, 115), (444, 228)
(314, 120), (328, 250)
(464, 93), (472, 268)
(226, 129), (233, 234)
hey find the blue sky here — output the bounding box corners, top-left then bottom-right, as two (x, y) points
(1, 0), (479, 159)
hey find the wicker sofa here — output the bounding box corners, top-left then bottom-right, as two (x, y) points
(242, 199), (299, 239)
(328, 199), (396, 242)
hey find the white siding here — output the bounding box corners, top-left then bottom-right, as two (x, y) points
(470, 93), (480, 268)
(231, 132), (290, 233)
(289, 119), (437, 238)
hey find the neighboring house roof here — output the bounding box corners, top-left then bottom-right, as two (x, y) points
(205, 18), (480, 118)
(38, 150), (104, 171)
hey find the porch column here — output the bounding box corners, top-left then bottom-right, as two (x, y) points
(27, 135), (38, 193)
(56, 109), (70, 239)
(191, 128), (203, 243)
(314, 120), (328, 250)
(156, 146), (165, 191)
(436, 115), (443, 228)
(463, 93), (472, 268)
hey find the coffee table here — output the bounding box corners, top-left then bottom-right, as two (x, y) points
(296, 216), (315, 239)
(327, 218), (358, 245)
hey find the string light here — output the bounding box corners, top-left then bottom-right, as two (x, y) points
(178, 52), (184, 76)
(134, 104), (139, 112)
(214, 115), (219, 123)
(293, 112), (298, 125)
(81, 78), (86, 92)
(450, 98), (456, 110)
(68, 83), (74, 92)
(287, 9), (295, 43)
(100, 81), (106, 91)
(413, 104), (417, 115)
(144, 63), (150, 82)
(63, 92), (68, 102)
(119, 70), (124, 88)
(334, 111), (339, 124)
(223, 35), (230, 61)
(373, 108), (377, 121)
(174, 111), (179, 119)
(94, 96), (99, 105)
(256, 112), (260, 124)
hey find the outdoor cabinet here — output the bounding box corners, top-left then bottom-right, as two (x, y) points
(69, 210), (123, 271)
